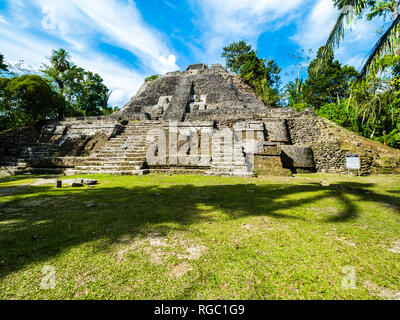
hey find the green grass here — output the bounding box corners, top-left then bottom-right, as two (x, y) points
(0, 173), (399, 300)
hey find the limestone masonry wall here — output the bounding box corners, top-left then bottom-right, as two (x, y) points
(1, 63), (399, 176)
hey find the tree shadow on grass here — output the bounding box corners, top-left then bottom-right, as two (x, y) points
(0, 179), (399, 279)
(0, 174), (61, 185)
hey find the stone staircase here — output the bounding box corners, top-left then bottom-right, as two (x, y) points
(0, 143), (60, 175)
(164, 77), (193, 121)
(205, 133), (253, 177)
(65, 122), (152, 175)
(18, 144), (59, 162)
(0, 156), (30, 175)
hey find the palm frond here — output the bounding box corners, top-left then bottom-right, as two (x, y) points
(360, 15), (400, 78)
(321, 0), (367, 60)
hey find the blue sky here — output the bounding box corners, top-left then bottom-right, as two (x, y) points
(0, 0), (383, 107)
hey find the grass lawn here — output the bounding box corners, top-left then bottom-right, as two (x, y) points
(0, 173), (399, 300)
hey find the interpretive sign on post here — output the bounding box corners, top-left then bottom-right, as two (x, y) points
(346, 153), (360, 175)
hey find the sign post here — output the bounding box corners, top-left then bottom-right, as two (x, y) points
(345, 153), (361, 176)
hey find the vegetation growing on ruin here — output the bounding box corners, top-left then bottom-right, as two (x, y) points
(145, 74), (160, 83)
(222, 41), (281, 107)
(0, 173), (399, 299)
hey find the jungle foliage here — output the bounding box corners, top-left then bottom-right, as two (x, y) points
(222, 41), (281, 107)
(0, 49), (115, 132)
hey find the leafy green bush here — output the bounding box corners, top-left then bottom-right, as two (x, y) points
(145, 74), (160, 83)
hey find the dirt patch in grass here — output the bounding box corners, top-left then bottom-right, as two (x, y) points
(178, 244), (208, 260)
(115, 231), (208, 265)
(332, 236), (356, 246)
(307, 206), (340, 214)
(168, 262), (194, 278)
(387, 240), (400, 254)
(143, 247), (168, 264)
(363, 281), (400, 300)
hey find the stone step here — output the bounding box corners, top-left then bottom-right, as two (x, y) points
(19, 155), (53, 160)
(84, 156), (145, 161)
(20, 153), (55, 157)
(212, 159), (245, 163)
(84, 160), (143, 166)
(211, 161), (246, 166)
(0, 162), (28, 167)
(204, 170), (253, 177)
(0, 166), (30, 175)
(93, 153), (146, 159)
(211, 155), (241, 159)
(100, 146), (147, 151)
(74, 165), (143, 171)
(105, 142), (146, 146)
(110, 136), (146, 140)
(30, 168), (66, 174)
(210, 165), (249, 170)
(65, 169), (149, 176)
(94, 149), (145, 154)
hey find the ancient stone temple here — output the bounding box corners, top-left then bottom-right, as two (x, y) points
(1, 63), (399, 176)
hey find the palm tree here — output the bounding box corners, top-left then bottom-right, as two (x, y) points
(50, 49), (71, 73)
(322, 0), (400, 78)
(49, 49), (72, 94)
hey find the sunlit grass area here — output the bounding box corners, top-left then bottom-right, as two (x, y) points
(0, 173), (399, 299)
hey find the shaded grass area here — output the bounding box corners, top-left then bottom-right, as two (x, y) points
(0, 173), (399, 299)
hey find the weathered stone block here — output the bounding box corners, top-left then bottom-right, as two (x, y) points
(264, 119), (290, 144)
(281, 145), (315, 170)
(254, 155), (292, 176)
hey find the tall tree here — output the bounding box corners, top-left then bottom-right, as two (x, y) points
(62, 66), (110, 116)
(0, 75), (63, 130)
(284, 77), (307, 110)
(43, 49), (72, 97)
(42, 49), (110, 118)
(0, 53), (8, 72)
(222, 41), (281, 106)
(322, 0), (400, 78)
(222, 40), (253, 74)
(304, 47), (359, 109)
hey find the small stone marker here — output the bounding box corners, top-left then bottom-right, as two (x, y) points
(71, 178), (84, 187)
(55, 180), (62, 188)
(82, 179), (97, 185)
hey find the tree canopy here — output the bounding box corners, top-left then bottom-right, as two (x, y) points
(222, 41), (281, 107)
(0, 49), (114, 132)
(221, 40), (253, 74)
(42, 49), (111, 118)
(303, 47), (359, 109)
(0, 75), (63, 130)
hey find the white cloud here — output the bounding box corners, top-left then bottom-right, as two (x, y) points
(71, 54), (144, 106)
(0, 0), (182, 106)
(192, 0), (309, 63)
(34, 0), (179, 73)
(291, 0), (337, 49)
(0, 15), (7, 24)
(0, 23), (145, 107)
